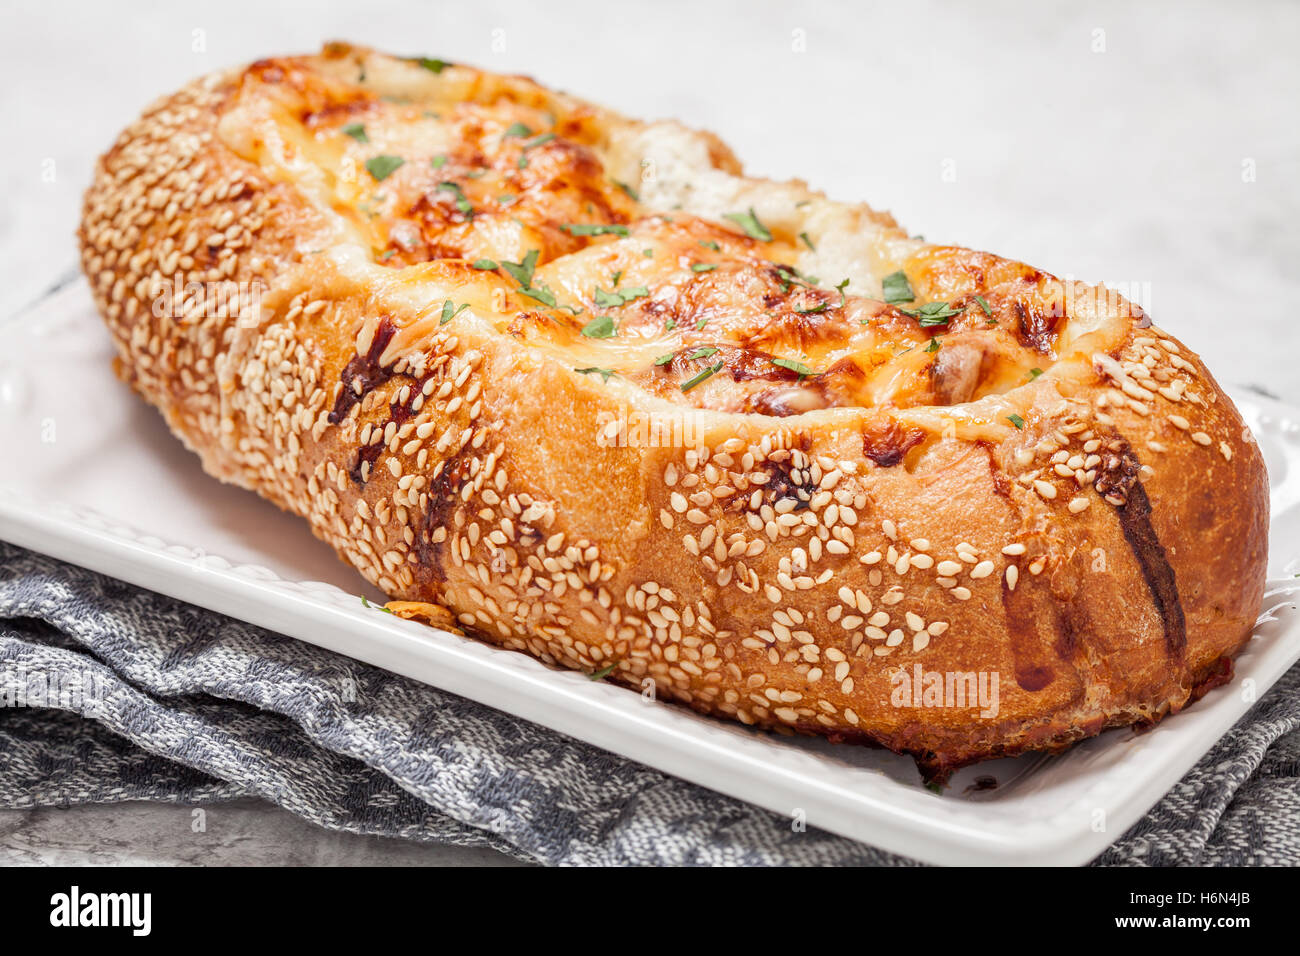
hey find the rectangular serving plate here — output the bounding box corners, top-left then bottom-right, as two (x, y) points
(2, 280), (1297, 865)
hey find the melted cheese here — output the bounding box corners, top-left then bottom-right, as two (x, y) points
(217, 45), (1136, 422)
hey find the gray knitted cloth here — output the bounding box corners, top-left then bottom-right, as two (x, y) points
(1, 539), (1297, 865)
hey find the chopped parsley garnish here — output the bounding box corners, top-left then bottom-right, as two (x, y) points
(415, 57), (451, 73)
(593, 286), (648, 308)
(520, 286), (558, 308)
(562, 223), (630, 237)
(575, 366), (616, 381)
(517, 132), (556, 167)
(471, 259), (498, 270)
(664, 318), (677, 330)
(925, 337), (941, 353)
(501, 249), (539, 288)
(975, 295), (993, 317)
(772, 357), (814, 377)
(613, 179), (640, 201)
(686, 347), (719, 360)
(430, 154), (448, 169)
(499, 249), (559, 308)
(699, 240), (721, 251)
(503, 121), (532, 138)
(611, 270), (623, 287)
(680, 361), (725, 392)
(437, 181), (473, 216)
(691, 262), (717, 273)
(836, 277), (850, 307)
(642, 248), (654, 258)
(695, 317), (708, 330)
(341, 123), (368, 143)
(365, 155), (405, 181)
(1007, 414), (1026, 429)
(588, 663), (617, 681)
(881, 271), (915, 304)
(654, 353), (676, 366)
(1028, 368), (1044, 380)
(581, 315), (616, 338)
(795, 300), (829, 315)
(901, 301), (962, 326)
(773, 264), (818, 292)
(361, 596), (394, 614)
(439, 300), (470, 325)
(497, 193), (517, 205)
(723, 207), (773, 242)
(799, 231), (816, 251)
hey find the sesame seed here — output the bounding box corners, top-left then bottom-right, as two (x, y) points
(1001, 543), (1026, 556)
(1005, 565), (1019, 590)
(969, 560), (995, 579)
(1068, 496), (1089, 513)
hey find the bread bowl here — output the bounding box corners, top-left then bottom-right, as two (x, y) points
(78, 42), (1268, 781)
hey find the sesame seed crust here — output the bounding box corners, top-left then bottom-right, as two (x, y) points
(79, 44), (1269, 781)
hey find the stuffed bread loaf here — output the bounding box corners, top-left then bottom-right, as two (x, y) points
(79, 43), (1269, 778)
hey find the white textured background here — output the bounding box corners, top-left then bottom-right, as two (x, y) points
(1, 0), (1296, 864)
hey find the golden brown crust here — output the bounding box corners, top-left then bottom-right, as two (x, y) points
(78, 44), (1268, 779)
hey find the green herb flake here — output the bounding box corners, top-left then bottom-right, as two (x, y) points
(613, 179), (640, 201)
(680, 360), (725, 393)
(575, 366), (616, 381)
(642, 248), (654, 258)
(654, 353), (676, 366)
(503, 121), (532, 138)
(881, 271), (915, 305)
(437, 181), (473, 216)
(974, 294), (993, 317)
(471, 259), (498, 270)
(1028, 367), (1044, 380)
(439, 299), (470, 325)
(341, 122), (369, 143)
(361, 596), (395, 614)
(415, 57), (451, 74)
(686, 347), (719, 361)
(836, 277), (851, 307)
(520, 285), (558, 308)
(691, 262), (717, 273)
(795, 300), (829, 315)
(430, 154), (448, 169)
(562, 222), (630, 237)
(901, 301), (962, 327)
(365, 155), (405, 181)
(723, 207), (773, 242)
(772, 357), (814, 377)
(581, 315), (617, 339)
(501, 249), (539, 289)
(1007, 413), (1026, 430)
(588, 663), (617, 680)
(699, 240), (721, 251)
(799, 231), (816, 251)
(925, 337), (941, 354)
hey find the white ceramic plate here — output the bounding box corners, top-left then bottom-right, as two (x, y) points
(2, 281), (1298, 865)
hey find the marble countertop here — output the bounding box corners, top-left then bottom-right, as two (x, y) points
(1, 0), (1295, 865)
